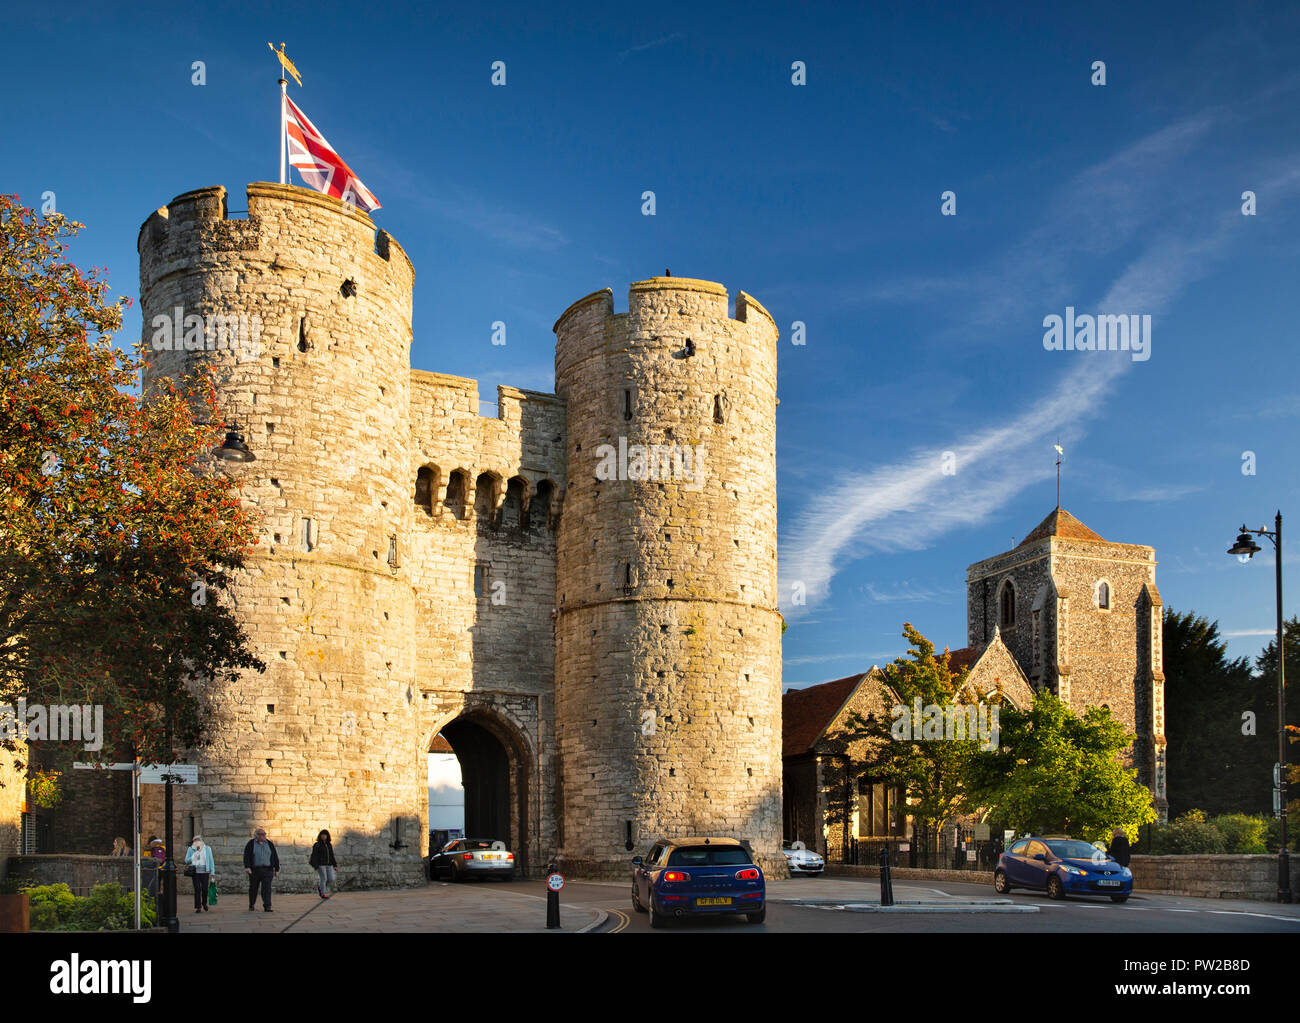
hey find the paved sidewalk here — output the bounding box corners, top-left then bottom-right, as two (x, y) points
(176, 881), (604, 933)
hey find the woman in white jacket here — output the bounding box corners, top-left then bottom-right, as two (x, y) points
(184, 836), (216, 913)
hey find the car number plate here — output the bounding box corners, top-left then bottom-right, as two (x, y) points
(1098, 879), (1120, 887)
(482, 854), (499, 860)
(696, 897), (732, 906)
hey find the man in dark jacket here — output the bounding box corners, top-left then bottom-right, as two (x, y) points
(1108, 827), (1131, 868)
(243, 827), (281, 911)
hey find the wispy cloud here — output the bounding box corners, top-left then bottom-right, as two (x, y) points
(779, 106), (1287, 617)
(617, 33), (683, 61)
(382, 165), (568, 251)
(1223, 629), (1277, 638)
(860, 582), (955, 603)
(779, 358), (1121, 615)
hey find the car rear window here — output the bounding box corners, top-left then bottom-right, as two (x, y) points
(462, 840), (497, 850)
(666, 847), (752, 866)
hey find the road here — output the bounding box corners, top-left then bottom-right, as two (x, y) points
(518, 875), (1300, 933)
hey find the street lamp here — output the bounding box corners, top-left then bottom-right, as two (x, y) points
(212, 425), (256, 463)
(1227, 512), (1291, 903)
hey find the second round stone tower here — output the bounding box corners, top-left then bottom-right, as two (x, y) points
(553, 277), (785, 877)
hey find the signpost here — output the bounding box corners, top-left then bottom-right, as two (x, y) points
(546, 868), (564, 928)
(73, 762), (197, 932)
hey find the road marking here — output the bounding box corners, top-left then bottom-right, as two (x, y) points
(607, 909), (630, 933)
(1206, 910), (1300, 924)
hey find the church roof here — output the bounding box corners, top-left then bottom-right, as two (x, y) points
(1017, 507), (1106, 547)
(782, 673), (867, 756)
(943, 646), (981, 675)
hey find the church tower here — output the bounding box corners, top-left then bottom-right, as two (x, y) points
(966, 508), (1168, 820)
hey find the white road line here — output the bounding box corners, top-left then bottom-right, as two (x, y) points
(1206, 910), (1300, 924)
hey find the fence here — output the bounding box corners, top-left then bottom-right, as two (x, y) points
(840, 826), (1005, 872)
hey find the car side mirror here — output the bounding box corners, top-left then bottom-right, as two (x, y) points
(632, 856), (643, 866)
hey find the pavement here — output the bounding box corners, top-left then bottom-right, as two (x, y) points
(175, 880), (605, 933)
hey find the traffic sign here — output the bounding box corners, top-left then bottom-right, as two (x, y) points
(139, 764), (198, 785)
(546, 872), (565, 892)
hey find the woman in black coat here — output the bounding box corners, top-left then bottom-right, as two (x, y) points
(310, 829), (339, 899)
(1109, 827), (1131, 867)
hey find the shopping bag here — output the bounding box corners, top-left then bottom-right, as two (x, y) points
(208, 880), (218, 905)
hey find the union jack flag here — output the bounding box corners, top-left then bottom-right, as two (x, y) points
(284, 95), (381, 212)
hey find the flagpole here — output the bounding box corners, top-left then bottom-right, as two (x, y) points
(279, 76), (287, 185)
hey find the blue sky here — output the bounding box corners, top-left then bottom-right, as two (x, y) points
(4, 1), (1297, 686)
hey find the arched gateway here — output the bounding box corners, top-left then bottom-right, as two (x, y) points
(427, 708), (536, 876)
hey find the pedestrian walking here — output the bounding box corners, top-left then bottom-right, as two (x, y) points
(1109, 827), (1131, 867)
(242, 827), (280, 912)
(110, 836), (129, 857)
(184, 836), (216, 913)
(310, 829), (338, 899)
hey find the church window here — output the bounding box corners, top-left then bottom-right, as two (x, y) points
(1096, 580), (1111, 610)
(999, 580), (1016, 628)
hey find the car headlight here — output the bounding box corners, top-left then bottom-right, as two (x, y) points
(1120, 867), (1132, 878)
(1062, 865), (1087, 875)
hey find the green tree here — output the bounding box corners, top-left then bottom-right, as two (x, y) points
(966, 691), (1156, 842)
(839, 623), (984, 835)
(1162, 609), (1268, 816)
(0, 195), (264, 771)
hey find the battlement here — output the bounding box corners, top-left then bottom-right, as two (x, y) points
(552, 278), (776, 334)
(137, 182), (414, 293)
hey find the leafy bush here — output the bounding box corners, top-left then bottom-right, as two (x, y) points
(24, 882), (155, 931)
(1211, 814), (1268, 854)
(1265, 817), (1299, 854)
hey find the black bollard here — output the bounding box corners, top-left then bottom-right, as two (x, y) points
(879, 846), (894, 907)
(546, 864), (562, 929)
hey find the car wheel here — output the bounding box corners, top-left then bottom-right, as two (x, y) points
(1046, 874), (1065, 900)
(648, 897), (667, 929)
(631, 886), (646, 913)
(745, 906), (766, 925)
(994, 869), (1011, 894)
(1110, 895), (1129, 903)
(449, 862), (462, 884)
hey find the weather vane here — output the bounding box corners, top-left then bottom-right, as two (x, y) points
(268, 42), (301, 86)
(1054, 441), (1064, 509)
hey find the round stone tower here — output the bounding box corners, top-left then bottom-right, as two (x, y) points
(138, 183), (424, 887)
(552, 277), (785, 877)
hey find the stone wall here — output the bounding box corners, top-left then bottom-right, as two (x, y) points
(6, 854), (137, 892)
(553, 281), (784, 877)
(1129, 854), (1281, 900)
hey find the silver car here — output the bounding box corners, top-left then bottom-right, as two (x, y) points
(428, 838), (516, 882)
(781, 840), (825, 875)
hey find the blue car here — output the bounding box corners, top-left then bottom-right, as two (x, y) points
(994, 836), (1133, 902)
(631, 837), (766, 927)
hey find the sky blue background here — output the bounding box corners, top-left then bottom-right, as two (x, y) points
(4, 1), (1297, 689)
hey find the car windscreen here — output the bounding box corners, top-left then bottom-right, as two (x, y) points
(666, 847), (752, 867)
(1046, 840), (1102, 860)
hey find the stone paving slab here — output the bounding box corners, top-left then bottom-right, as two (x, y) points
(174, 882), (604, 933)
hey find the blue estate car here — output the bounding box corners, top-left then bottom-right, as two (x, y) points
(632, 837), (766, 927)
(994, 836), (1133, 902)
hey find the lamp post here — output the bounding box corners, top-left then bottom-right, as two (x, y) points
(212, 424), (256, 463)
(1227, 512), (1291, 903)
